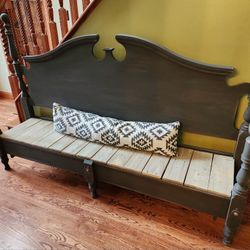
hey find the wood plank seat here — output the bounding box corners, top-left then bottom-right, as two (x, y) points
(1, 118), (234, 198)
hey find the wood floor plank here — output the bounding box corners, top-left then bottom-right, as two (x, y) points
(77, 142), (103, 159)
(124, 151), (152, 173)
(107, 148), (134, 168)
(49, 135), (76, 151)
(63, 139), (89, 155)
(92, 145), (118, 164)
(184, 151), (213, 191)
(143, 154), (170, 178)
(163, 148), (193, 184)
(208, 154), (234, 197)
(1, 118), (41, 138)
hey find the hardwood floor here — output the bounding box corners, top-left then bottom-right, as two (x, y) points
(0, 98), (250, 250)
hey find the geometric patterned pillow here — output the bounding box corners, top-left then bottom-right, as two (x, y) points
(53, 103), (180, 156)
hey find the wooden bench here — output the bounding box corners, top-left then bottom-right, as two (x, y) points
(0, 13), (249, 245)
(1, 117), (235, 198)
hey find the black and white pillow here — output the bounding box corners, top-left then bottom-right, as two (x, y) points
(53, 103), (180, 156)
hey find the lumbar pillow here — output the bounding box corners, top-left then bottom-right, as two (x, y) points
(53, 103), (180, 156)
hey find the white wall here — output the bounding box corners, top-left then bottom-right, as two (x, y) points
(0, 41), (10, 92)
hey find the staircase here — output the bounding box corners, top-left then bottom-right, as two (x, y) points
(0, 0), (102, 122)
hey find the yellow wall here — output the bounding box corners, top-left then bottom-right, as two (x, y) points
(74, 0), (250, 153)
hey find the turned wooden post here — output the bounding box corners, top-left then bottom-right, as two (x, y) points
(0, 13), (34, 120)
(69, 0), (79, 25)
(0, 1), (7, 11)
(58, 0), (69, 37)
(224, 97), (250, 245)
(35, 0), (49, 53)
(82, 0), (90, 11)
(15, 0), (29, 55)
(0, 8), (25, 122)
(4, 0), (23, 57)
(24, 0), (40, 55)
(234, 95), (250, 173)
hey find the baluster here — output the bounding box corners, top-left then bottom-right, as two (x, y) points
(35, 0), (49, 52)
(58, 0), (68, 37)
(0, 21), (14, 81)
(1, 13), (34, 120)
(69, 0), (79, 25)
(45, 0), (59, 48)
(4, 0), (22, 56)
(82, 0), (90, 11)
(0, 1), (7, 12)
(1, 0), (25, 122)
(0, 18), (25, 122)
(15, 0), (29, 55)
(24, 0), (40, 55)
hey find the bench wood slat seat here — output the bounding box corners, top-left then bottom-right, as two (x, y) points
(1, 118), (234, 198)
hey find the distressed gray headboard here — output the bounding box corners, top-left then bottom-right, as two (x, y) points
(23, 34), (249, 141)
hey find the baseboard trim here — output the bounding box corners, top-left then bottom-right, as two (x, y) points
(0, 91), (13, 99)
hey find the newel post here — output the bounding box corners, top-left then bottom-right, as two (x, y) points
(0, 13), (34, 120)
(234, 95), (250, 172)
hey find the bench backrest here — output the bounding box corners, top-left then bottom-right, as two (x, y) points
(23, 34), (249, 142)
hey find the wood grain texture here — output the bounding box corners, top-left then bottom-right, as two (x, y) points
(184, 151), (213, 191)
(208, 154), (234, 197)
(142, 153), (170, 178)
(49, 135), (76, 151)
(107, 148), (134, 168)
(163, 148), (193, 184)
(35, 129), (64, 148)
(77, 142), (103, 159)
(0, 91), (13, 99)
(92, 145), (118, 163)
(63, 139), (89, 155)
(124, 151), (152, 173)
(0, 99), (249, 249)
(0, 99), (18, 129)
(1, 118), (40, 138)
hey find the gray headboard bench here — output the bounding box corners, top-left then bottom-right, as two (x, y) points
(0, 13), (250, 245)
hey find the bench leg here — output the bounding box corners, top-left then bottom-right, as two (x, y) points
(223, 137), (250, 245)
(83, 159), (97, 198)
(0, 131), (10, 171)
